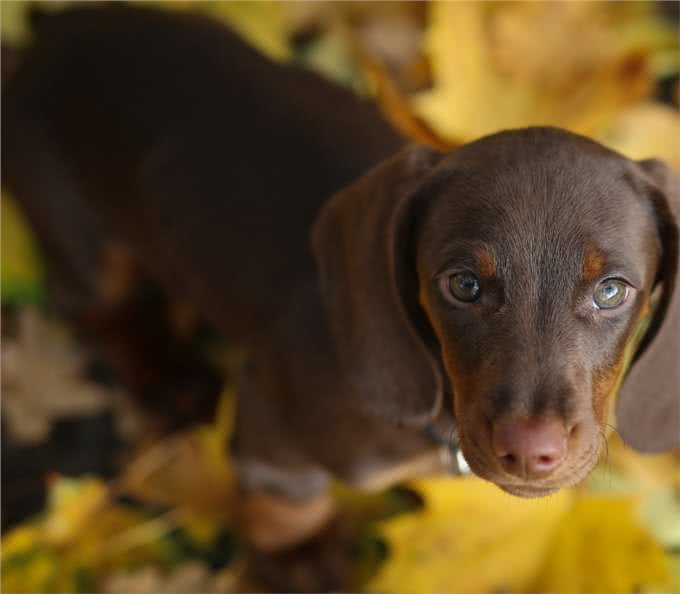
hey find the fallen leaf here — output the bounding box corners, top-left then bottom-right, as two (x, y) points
(412, 2), (675, 143)
(1, 192), (44, 306)
(1, 477), (151, 593)
(599, 102), (680, 174)
(368, 476), (572, 593)
(119, 390), (236, 522)
(102, 559), (245, 594)
(151, 1), (291, 62)
(43, 476), (110, 546)
(531, 495), (671, 593)
(1, 308), (139, 445)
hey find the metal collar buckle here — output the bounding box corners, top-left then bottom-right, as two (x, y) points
(423, 422), (471, 475)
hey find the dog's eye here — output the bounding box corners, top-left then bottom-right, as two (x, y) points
(449, 272), (481, 303)
(593, 279), (628, 309)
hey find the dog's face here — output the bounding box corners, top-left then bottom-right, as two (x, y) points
(415, 133), (661, 496)
(313, 127), (680, 497)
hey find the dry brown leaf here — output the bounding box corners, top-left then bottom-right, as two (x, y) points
(1, 308), (140, 444)
(119, 392), (236, 522)
(102, 561), (245, 594)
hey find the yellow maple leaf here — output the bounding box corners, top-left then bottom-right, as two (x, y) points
(598, 102), (680, 174)
(370, 474), (672, 594)
(368, 476), (572, 594)
(531, 495), (671, 593)
(413, 1), (675, 143)
(1, 477), (153, 593)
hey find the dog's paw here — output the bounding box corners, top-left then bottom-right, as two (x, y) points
(246, 516), (356, 593)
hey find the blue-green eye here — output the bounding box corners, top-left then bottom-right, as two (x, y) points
(449, 272), (481, 303)
(593, 279), (628, 309)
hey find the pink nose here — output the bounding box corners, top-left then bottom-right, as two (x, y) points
(492, 416), (567, 479)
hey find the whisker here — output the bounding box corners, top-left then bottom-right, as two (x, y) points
(606, 422), (623, 442)
(448, 423), (459, 449)
(447, 423), (459, 472)
(599, 429), (611, 489)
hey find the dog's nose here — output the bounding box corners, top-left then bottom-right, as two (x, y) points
(492, 416), (567, 479)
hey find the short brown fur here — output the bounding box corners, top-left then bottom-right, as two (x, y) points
(3, 6), (679, 590)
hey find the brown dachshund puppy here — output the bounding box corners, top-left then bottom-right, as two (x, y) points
(3, 3), (679, 577)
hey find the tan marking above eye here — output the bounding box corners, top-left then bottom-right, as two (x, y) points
(477, 246), (497, 277)
(582, 245), (606, 282)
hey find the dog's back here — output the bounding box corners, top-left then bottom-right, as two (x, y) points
(2, 4), (403, 336)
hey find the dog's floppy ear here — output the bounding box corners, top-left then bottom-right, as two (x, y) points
(617, 158), (680, 452)
(312, 145), (444, 427)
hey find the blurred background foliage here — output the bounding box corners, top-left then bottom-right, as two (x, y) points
(1, 1), (679, 592)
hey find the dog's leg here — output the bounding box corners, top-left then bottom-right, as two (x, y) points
(232, 357), (334, 545)
(238, 484), (336, 550)
(232, 358), (356, 592)
(236, 473), (355, 593)
(2, 103), (222, 432)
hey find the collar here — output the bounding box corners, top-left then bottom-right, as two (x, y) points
(423, 422), (471, 475)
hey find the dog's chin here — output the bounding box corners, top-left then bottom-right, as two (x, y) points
(495, 483), (561, 499)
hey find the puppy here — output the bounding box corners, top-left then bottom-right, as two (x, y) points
(3, 1), (679, 566)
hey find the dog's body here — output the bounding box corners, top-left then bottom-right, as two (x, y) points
(3, 3), (680, 570)
(2, 5), (450, 501)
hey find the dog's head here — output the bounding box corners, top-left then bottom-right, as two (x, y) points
(312, 127), (679, 497)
